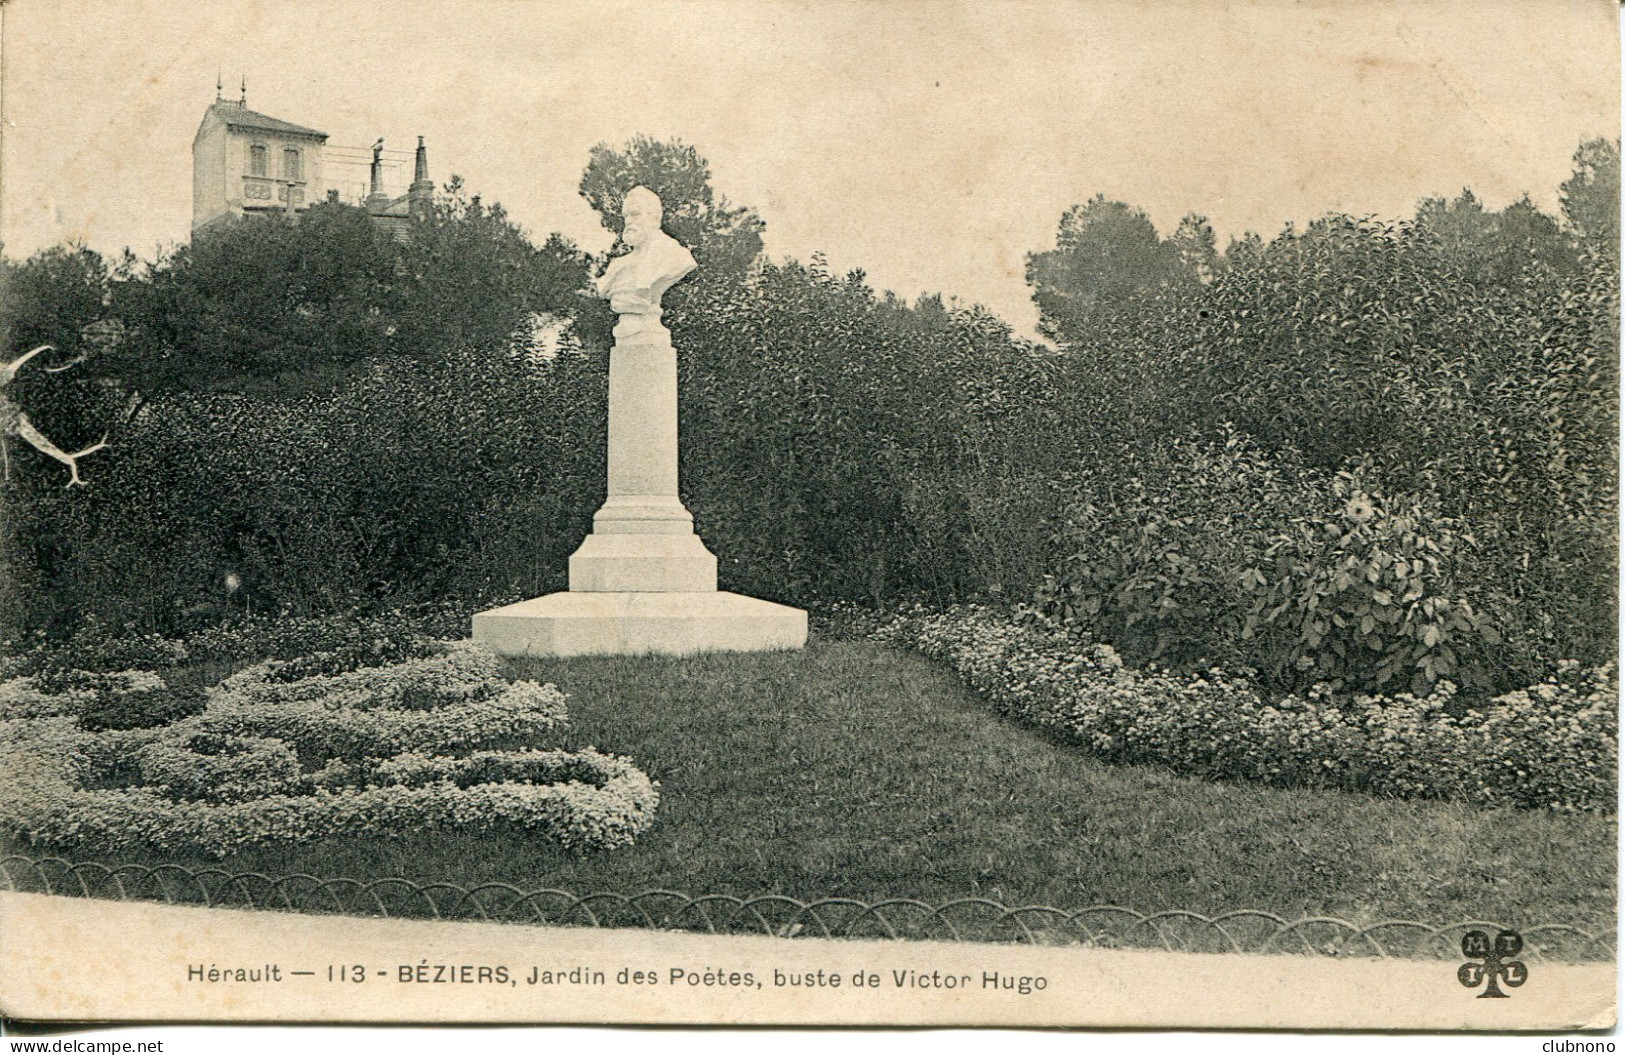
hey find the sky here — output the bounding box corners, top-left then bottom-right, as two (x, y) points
(1, 0), (1617, 339)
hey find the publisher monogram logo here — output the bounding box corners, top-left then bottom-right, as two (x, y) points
(1457, 929), (1527, 998)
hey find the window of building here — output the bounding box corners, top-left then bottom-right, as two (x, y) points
(283, 148), (301, 181)
(249, 144), (267, 176)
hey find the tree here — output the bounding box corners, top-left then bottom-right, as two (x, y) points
(1415, 187), (1492, 241)
(394, 176), (594, 360)
(94, 187), (593, 399)
(0, 244), (122, 445)
(1025, 195), (1187, 347)
(1560, 137), (1621, 255)
(1224, 231), (1265, 267)
(0, 244), (112, 362)
(579, 136), (765, 277)
(1170, 213), (1219, 283)
(1414, 189), (1575, 284)
(108, 203), (405, 396)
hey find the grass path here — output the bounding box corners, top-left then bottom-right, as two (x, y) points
(179, 640), (1615, 928)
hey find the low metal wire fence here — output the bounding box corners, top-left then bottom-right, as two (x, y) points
(1, 855), (1612, 961)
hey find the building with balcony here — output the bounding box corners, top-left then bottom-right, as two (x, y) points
(191, 89), (433, 237)
(192, 91), (328, 231)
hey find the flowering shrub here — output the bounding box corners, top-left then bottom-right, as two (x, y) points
(1243, 473), (1495, 695)
(202, 678), (569, 761)
(870, 606), (1615, 813)
(1037, 428), (1322, 673)
(0, 673), (126, 719)
(0, 727), (656, 856)
(222, 638), (495, 701)
(0, 640), (659, 856)
(238, 635), (440, 683)
(37, 620), (189, 675)
(0, 608), (469, 730)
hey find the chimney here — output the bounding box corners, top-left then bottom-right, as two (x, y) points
(367, 138), (388, 207)
(409, 135), (434, 222)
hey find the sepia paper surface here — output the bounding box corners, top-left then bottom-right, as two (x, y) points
(0, 892), (1616, 1029)
(0, 0), (1618, 1037)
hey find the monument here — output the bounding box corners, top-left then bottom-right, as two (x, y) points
(473, 187), (808, 658)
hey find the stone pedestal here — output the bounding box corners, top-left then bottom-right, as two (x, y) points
(565, 330), (720, 595)
(473, 592), (807, 659)
(472, 250), (806, 658)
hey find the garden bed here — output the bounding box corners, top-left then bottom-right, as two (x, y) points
(0, 639), (658, 857)
(0, 625), (1613, 933)
(1, 640), (1604, 932)
(862, 605), (1617, 813)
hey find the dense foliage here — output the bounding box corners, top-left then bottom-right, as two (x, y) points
(1026, 140), (1618, 692)
(1, 138), (1615, 707)
(669, 256), (1058, 604)
(1, 346), (606, 636)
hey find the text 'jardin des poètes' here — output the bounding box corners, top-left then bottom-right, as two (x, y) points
(186, 961), (1051, 995)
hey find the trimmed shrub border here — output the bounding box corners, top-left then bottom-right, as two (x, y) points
(868, 605), (1616, 813)
(202, 642), (570, 759)
(0, 670), (165, 720)
(134, 732), (305, 803)
(0, 640), (659, 857)
(1, 723), (656, 857)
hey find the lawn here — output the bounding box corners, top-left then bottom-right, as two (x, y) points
(21, 638), (1612, 930)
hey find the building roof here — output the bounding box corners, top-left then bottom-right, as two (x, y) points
(368, 192), (413, 218)
(208, 101), (328, 140)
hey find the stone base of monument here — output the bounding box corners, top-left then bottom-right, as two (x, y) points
(567, 532), (718, 593)
(472, 591), (808, 659)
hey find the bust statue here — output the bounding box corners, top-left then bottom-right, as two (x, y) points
(595, 186), (697, 341)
